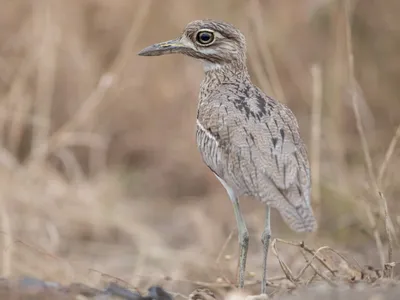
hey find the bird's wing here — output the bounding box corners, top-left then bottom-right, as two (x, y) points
(208, 90), (316, 232)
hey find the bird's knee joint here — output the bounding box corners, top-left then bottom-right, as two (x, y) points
(239, 231), (249, 247)
(261, 232), (271, 245)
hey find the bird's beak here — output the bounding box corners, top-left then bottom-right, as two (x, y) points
(138, 38), (187, 56)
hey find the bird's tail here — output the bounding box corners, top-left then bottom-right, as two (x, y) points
(279, 203), (317, 232)
(262, 184), (318, 232)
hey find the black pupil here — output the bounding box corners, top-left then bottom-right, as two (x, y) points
(199, 32), (212, 43)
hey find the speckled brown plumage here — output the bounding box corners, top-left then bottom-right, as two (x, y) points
(138, 19), (317, 293)
(196, 60), (316, 232)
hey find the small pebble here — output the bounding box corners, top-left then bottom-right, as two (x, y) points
(248, 271), (256, 278)
(216, 277), (224, 283)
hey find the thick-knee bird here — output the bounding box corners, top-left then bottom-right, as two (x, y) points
(138, 19), (317, 293)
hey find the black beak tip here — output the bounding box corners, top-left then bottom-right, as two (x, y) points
(137, 44), (157, 56)
(137, 49), (149, 56)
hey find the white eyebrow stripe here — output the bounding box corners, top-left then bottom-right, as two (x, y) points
(213, 31), (224, 39)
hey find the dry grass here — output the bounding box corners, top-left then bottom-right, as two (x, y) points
(0, 0), (399, 299)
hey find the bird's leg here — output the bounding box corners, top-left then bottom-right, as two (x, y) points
(261, 206), (271, 294)
(215, 175), (249, 289)
(231, 196), (249, 289)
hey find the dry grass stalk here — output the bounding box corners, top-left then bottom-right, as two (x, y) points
(247, 0), (286, 103)
(0, 201), (12, 277)
(29, 0), (152, 162)
(343, 0), (396, 277)
(378, 124), (400, 185)
(31, 0), (58, 158)
(215, 230), (235, 287)
(310, 64), (323, 221)
(0, 53), (36, 157)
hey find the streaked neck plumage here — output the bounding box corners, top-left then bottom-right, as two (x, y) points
(199, 60), (250, 102)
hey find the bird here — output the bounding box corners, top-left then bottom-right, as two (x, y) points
(138, 19), (317, 294)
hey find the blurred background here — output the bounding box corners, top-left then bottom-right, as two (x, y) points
(0, 0), (399, 295)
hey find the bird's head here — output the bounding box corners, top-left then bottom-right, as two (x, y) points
(138, 20), (247, 71)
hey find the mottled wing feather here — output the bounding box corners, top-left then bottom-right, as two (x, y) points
(203, 87), (316, 232)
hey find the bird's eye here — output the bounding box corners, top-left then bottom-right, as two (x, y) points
(196, 30), (215, 45)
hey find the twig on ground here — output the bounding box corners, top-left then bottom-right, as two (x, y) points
(274, 239), (336, 275)
(300, 250), (338, 287)
(271, 239), (297, 284)
(267, 237), (389, 291)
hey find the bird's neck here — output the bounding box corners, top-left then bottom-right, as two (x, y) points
(201, 62), (250, 91)
(202, 58), (248, 74)
(198, 63), (250, 112)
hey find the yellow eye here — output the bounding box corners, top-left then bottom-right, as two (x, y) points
(196, 30), (215, 45)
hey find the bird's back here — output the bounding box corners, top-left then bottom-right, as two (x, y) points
(196, 71), (317, 232)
